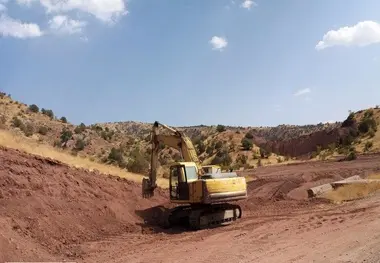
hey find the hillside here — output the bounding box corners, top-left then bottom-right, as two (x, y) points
(1, 92), (380, 178)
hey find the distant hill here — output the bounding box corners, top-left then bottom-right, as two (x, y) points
(1, 92), (379, 178)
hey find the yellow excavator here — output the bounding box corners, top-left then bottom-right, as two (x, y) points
(142, 121), (248, 230)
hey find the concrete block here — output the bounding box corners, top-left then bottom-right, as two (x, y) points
(307, 183), (333, 198)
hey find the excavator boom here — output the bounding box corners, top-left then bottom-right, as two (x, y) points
(142, 121), (202, 197)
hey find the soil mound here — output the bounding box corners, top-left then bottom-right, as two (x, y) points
(0, 146), (167, 261)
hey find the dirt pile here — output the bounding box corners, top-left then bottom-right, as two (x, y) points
(0, 146), (167, 262)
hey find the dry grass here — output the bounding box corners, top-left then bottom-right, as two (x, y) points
(0, 130), (169, 188)
(323, 173), (380, 203)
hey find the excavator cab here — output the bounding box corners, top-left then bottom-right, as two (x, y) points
(169, 162), (198, 201)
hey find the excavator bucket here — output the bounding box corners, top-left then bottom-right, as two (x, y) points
(142, 177), (155, 198)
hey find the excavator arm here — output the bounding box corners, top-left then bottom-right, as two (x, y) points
(142, 121), (202, 198)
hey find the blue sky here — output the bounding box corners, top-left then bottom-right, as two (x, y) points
(1, 0), (380, 127)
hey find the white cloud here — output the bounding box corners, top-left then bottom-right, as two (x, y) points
(209, 36), (228, 51)
(49, 15), (86, 35)
(294, 88), (311, 96)
(240, 0), (257, 10)
(316, 21), (380, 50)
(0, 14), (43, 38)
(0, 0), (7, 12)
(17, 0), (128, 23)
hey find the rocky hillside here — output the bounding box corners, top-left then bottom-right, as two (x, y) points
(1, 92), (379, 177)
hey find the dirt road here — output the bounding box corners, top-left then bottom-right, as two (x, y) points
(1, 146), (380, 263)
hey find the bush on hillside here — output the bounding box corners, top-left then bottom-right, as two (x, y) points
(364, 141), (373, 152)
(345, 149), (357, 161)
(235, 154), (248, 166)
(214, 140), (223, 150)
(74, 139), (86, 151)
(38, 126), (48, 135)
(74, 123), (86, 134)
(241, 138), (253, 151)
(41, 108), (54, 119)
(0, 115), (6, 128)
(108, 147), (124, 164)
(216, 125), (226, 132)
(341, 112), (355, 128)
(60, 128), (73, 145)
(211, 149), (232, 167)
(245, 132), (254, 139)
(358, 110), (377, 134)
(28, 104), (39, 113)
(60, 116), (68, 123)
(127, 149), (150, 173)
(23, 123), (34, 137)
(11, 116), (23, 128)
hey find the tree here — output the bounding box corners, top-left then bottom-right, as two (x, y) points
(108, 147), (123, 163)
(216, 125), (226, 132)
(60, 128), (73, 145)
(241, 138), (253, 151)
(41, 108), (54, 119)
(60, 117), (68, 123)
(38, 126), (48, 135)
(74, 123), (86, 134)
(74, 139), (86, 151)
(28, 104), (39, 113)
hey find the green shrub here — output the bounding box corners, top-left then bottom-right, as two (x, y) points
(215, 140), (223, 150)
(38, 126), (48, 135)
(241, 138), (253, 151)
(216, 125), (226, 132)
(364, 141), (373, 152)
(28, 104), (39, 113)
(11, 116), (23, 128)
(358, 109), (377, 134)
(60, 117), (67, 123)
(74, 139), (86, 151)
(211, 149), (232, 166)
(345, 150), (357, 161)
(23, 123), (34, 137)
(108, 147), (123, 163)
(41, 108), (54, 119)
(60, 128), (73, 145)
(74, 123), (86, 134)
(245, 132), (254, 139)
(127, 149), (149, 173)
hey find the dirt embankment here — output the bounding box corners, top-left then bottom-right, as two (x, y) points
(255, 126), (353, 158)
(3, 145), (380, 262)
(0, 146), (167, 262)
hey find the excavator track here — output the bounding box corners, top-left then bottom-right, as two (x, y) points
(167, 203), (242, 230)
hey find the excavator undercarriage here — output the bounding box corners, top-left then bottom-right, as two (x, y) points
(152, 203), (242, 230)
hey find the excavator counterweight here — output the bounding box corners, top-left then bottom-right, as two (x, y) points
(141, 121), (247, 230)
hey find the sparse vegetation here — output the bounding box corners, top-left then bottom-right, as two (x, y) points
(74, 123), (86, 134)
(41, 108), (54, 119)
(1, 96), (380, 177)
(364, 141), (373, 152)
(216, 124), (226, 133)
(38, 126), (49, 135)
(241, 138), (253, 151)
(28, 104), (39, 113)
(60, 128), (73, 147)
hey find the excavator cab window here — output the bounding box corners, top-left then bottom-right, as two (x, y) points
(169, 165), (189, 200)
